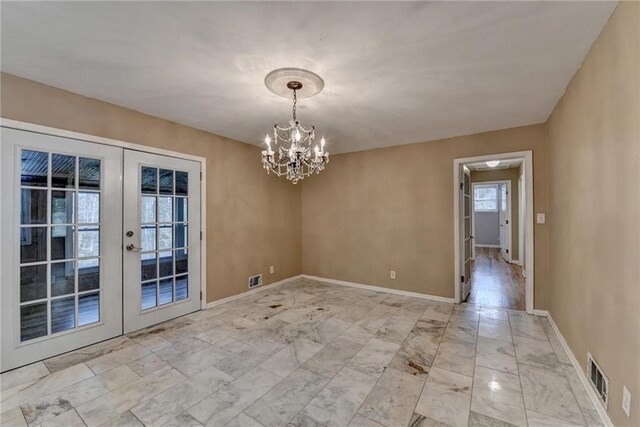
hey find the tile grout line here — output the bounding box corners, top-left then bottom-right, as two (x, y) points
(347, 300), (430, 427)
(511, 311), (531, 427)
(466, 305), (481, 427)
(405, 300), (453, 426)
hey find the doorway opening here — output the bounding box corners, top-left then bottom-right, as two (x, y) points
(453, 151), (534, 313)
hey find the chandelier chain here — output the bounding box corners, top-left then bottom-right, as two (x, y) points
(292, 89), (297, 122)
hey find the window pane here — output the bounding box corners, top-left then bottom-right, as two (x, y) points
(175, 224), (187, 248)
(21, 189), (47, 224)
(158, 251), (173, 277)
(51, 226), (74, 261)
(159, 278), (173, 305)
(51, 154), (75, 188)
(78, 258), (100, 292)
(175, 275), (188, 301)
(158, 225), (172, 250)
(141, 167), (157, 194)
(141, 226), (156, 251)
(51, 191), (75, 224)
(159, 169), (174, 195)
(78, 292), (100, 326)
(51, 261), (75, 297)
(158, 197), (172, 222)
(51, 297), (75, 333)
(474, 185), (498, 211)
(20, 264), (47, 302)
(78, 192), (100, 224)
(78, 226), (99, 257)
(20, 227), (47, 263)
(141, 253), (157, 281)
(79, 158), (100, 190)
(141, 196), (156, 223)
(175, 249), (188, 275)
(175, 198), (187, 222)
(141, 282), (157, 310)
(20, 303), (48, 341)
(175, 171), (188, 196)
(21, 150), (48, 187)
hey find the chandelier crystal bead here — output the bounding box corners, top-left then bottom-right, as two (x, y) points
(261, 72), (329, 184)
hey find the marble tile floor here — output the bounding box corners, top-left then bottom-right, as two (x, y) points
(0, 279), (602, 427)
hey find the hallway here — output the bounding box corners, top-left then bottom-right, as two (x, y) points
(467, 247), (526, 310)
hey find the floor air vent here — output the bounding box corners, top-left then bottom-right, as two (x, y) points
(248, 274), (262, 289)
(588, 352), (609, 408)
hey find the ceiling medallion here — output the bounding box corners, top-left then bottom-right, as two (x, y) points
(261, 68), (329, 184)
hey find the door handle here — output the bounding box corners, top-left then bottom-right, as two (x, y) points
(126, 243), (141, 252)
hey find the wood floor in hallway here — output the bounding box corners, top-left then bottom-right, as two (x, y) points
(467, 247), (526, 310)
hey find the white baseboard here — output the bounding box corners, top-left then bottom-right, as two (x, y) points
(474, 244), (501, 248)
(302, 275), (455, 303)
(533, 310), (613, 427)
(205, 274), (303, 309)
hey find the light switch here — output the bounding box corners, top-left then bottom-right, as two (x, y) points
(390, 270), (396, 279)
(536, 213), (546, 224)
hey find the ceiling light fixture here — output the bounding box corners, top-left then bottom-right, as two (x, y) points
(261, 68), (329, 184)
(485, 160), (501, 168)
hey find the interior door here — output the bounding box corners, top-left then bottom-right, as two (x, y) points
(461, 166), (472, 300)
(499, 183), (509, 261)
(122, 150), (201, 333)
(1, 127), (123, 372)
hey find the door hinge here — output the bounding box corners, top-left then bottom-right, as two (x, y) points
(460, 182), (464, 190)
(506, 249), (509, 253)
(200, 172), (203, 181)
(506, 220), (509, 224)
(460, 275), (465, 283)
(200, 291), (203, 300)
(200, 231), (203, 240)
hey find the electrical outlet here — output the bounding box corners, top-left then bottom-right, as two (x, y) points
(623, 385), (631, 418)
(536, 213), (546, 224)
(269, 265), (275, 274)
(390, 270), (396, 279)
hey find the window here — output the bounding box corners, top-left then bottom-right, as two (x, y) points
(474, 184), (498, 211)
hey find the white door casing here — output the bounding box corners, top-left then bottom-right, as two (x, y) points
(499, 183), (510, 261)
(122, 150), (201, 334)
(1, 128), (123, 372)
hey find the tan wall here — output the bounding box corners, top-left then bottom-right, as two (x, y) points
(546, 3), (640, 426)
(0, 72), (302, 303)
(471, 168), (521, 260)
(301, 124), (549, 307)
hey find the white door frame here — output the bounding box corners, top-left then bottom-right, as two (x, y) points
(453, 151), (534, 313)
(1, 118), (208, 309)
(518, 174), (525, 268)
(470, 180), (511, 261)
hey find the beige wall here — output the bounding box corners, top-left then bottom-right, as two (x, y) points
(301, 124), (549, 307)
(547, 3), (640, 426)
(0, 72), (303, 303)
(471, 168), (521, 260)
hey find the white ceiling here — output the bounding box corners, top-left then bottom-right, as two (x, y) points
(466, 158), (522, 172)
(1, 2), (616, 153)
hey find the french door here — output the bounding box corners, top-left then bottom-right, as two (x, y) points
(1, 128), (123, 371)
(1, 127), (202, 372)
(122, 150), (201, 334)
(460, 166), (472, 301)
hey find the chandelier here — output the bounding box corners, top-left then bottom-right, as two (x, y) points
(261, 68), (329, 184)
